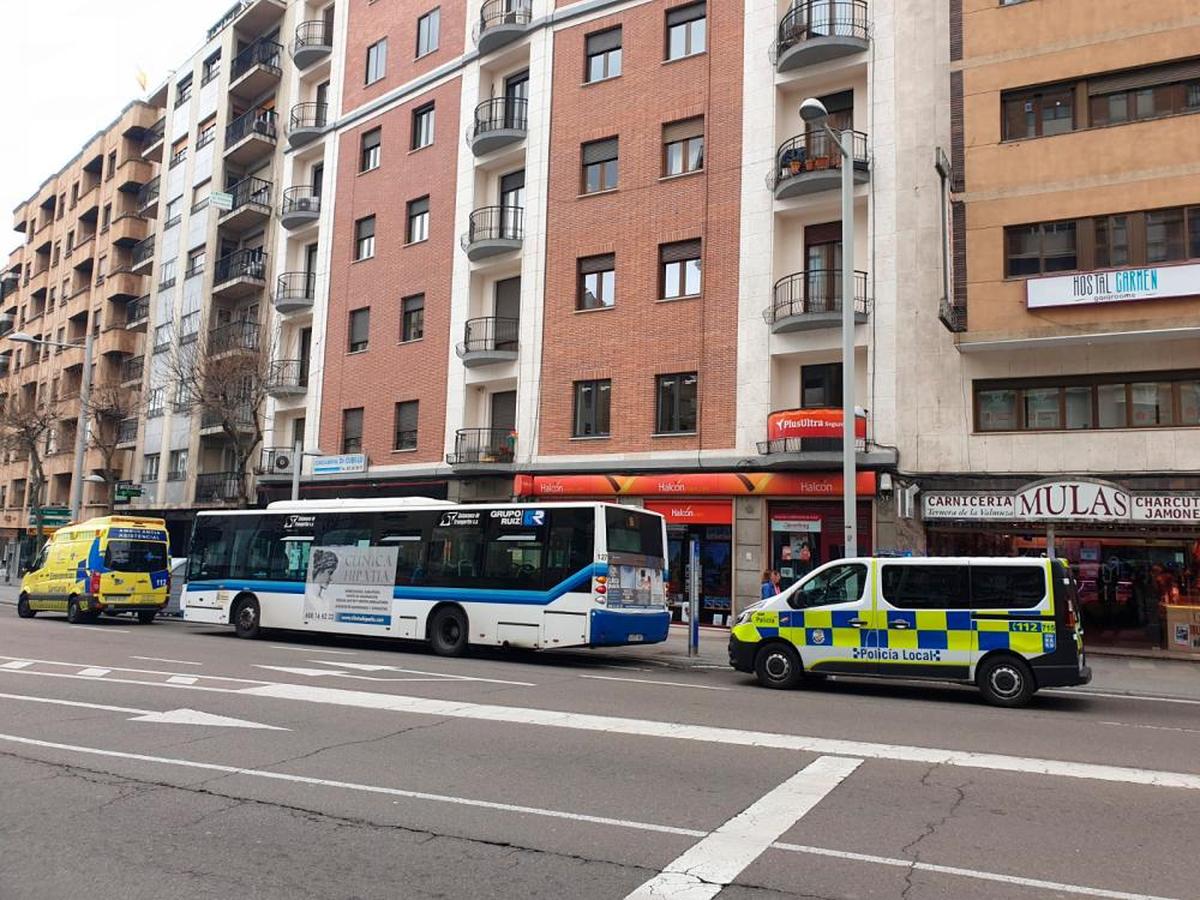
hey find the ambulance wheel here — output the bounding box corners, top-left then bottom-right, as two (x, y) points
(429, 606), (469, 657)
(17, 594), (35, 618)
(66, 596), (86, 624)
(754, 643), (803, 689)
(136, 610), (157, 625)
(233, 596), (261, 640)
(977, 655), (1035, 708)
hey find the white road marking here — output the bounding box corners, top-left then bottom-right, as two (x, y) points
(166, 675), (198, 686)
(0, 656), (267, 684)
(626, 756), (860, 900)
(254, 663), (536, 688)
(579, 674), (732, 692)
(1100, 721), (1200, 736)
(0, 692), (286, 730)
(1045, 689), (1200, 707)
(0, 661), (33, 670)
(73, 627), (131, 634)
(269, 645), (357, 655)
(131, 656), (203, 666)
(77, 667), (111, 678)
(314, 660), (535, 686)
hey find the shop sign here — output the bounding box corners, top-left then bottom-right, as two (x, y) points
(1026, 262), (1200, 310)
(766, 407), (867, 447)
(923, 479), (1200, 524)
(514, 471), (877, 499)
(312, 453), (368, 476)
(771, 513), (822, 533)
(644, 500), (732, 525)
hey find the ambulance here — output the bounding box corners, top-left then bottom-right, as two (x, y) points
(17, 516), (172, 624)
(729, 557), (1091, 707)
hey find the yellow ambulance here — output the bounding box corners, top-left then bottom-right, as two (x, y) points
(17, 516), (172, 624)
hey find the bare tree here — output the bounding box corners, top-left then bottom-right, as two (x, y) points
(0, 389), (60, 546)
(83, 380), (142, 513)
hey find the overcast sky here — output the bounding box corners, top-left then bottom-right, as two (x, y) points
(3, 0), (234, 253)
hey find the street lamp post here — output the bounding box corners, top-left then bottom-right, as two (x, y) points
(800, 98), (858, 558)
(290, 442), (325, 501)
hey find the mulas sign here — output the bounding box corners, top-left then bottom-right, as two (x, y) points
(923, 479), (1200, 524)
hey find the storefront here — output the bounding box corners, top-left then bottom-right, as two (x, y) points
(922, 478), (1200, 655)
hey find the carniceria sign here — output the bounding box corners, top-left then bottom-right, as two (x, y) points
(922, 479), (1200, 524)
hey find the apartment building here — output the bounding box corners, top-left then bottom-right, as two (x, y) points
(0, 101), (162, 559)
(260, 0), (947, 622)
(912, 0), (1200, 649)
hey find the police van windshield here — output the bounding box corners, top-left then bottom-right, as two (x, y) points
(105, 540), (169, 573)
(788, 563), (867, 609)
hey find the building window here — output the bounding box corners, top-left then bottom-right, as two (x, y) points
(655, 372), (698, 434)
(101, 204), (112, 231)
(186, 246), (206, 278)
(582, 137), (618, 193)
(1004, 221), (1077, 277)
(665, 2), (706, 61)
(578, 254), (615, 310)
(175, 73), (193, 107)
(416, 8), (440, 57)
(411, 103), (435, 149)
(196, 115), (217, 149)
(201, 50), (221, 85)
(164, 196), (183, 228)
(366, 38), (388, 84)
(355, 215), (376, 260)
(1145, 208), (1187, 263)
(663, 117), (705, 176)
(153, 323), (172, 353)
(975, 373), (1200, 432)
(147, 388), (165, 417)
(660, 239), (702, 299)
(1002, 84), (1074, 140)
(342, 408), (364, 453)
(170, 137), (188, 168)
(802, 363), (843, 408)
(394, 400), (419, 450)
(360, 128), (382, 173)
(167, 450), (189, 481)
(406, 196), (430, 244)
(158, 258), (177, 291)
(401, 294), (425, 342)
(143, 453), (160, 482)
(106, 151), (116, 181)
(585, 27), (622, 82)
(573, 379), (611, 437)
(348, 307), (370, 353)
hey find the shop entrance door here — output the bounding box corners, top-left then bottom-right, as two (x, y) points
(666, 525), (732, 626)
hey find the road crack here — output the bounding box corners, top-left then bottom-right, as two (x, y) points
(898, 765), (972, 900)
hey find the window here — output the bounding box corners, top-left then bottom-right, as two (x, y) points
(578, 254), (615, 310)
(573, 379), (611, 437)
(401, 294), (424, 342)
(342, 408), (364, 453)
(101, 204), (111, 231)
(1002, 84), (1074, 140)
(202, 50), (221, 85)
(1146, 208), (1186, 263)
(660, 239), (702, 299)
(881, 565), (969, 610)
(158, 258), (177, 290)
(196, 115), (217, 149)
(366, 38), (387, 84)
(170, 137), (188, 168)
(801, 364), (842, 408)
(186, 246), (206, 278)
(666, 2), (706, 60)
(394, 400), (419, 450)
(147, 387), (165, 416)
(106, 151), (116, 181)
(1004, 221), (1076, 276)
(348, 307), (370, 353)
(142, 453), (160, 482)
(582, 138), (618, 193)
(788, 563), (867, 609)
(1094, 214), (1130, 268)
(416, 8), (440, 57)
(411, 103), (435, 149)
(1089, 60), (1200, 127)
(970, 566), (1046, 610)
(175, 73), (193, 106)
(192, 182), (211, 213)
(167, 450), (189, 481)
(663, 118), (705, 176)
(153, 323), (172, 353)
(360, 128), (381, 171)
(655, 372), (698, 434)
(585, 27), (622, 82)
(406, 196), (430, 243)
(355, 215), (376, 260)
(164, 195), (183, 228)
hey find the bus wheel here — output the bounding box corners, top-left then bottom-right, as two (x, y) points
(17, 594), (35, 618)
(754, 643), (802, 690)
(136, 610), (157, 625)
(233, 596), (261, 640)
(66, 596), (86, 624)
(429, 606), (468, 657)
(977, 655), (1035, 708)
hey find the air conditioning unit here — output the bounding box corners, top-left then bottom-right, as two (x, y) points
(272, 452), (294, 474)
(294, 197), (316, 212)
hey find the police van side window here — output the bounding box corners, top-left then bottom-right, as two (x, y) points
(881, 565), (969, 609)
(970, 566), (1046, 609)
(789, 563), (867, 609)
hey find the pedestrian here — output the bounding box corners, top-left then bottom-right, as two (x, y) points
(760, 570), (781, 600)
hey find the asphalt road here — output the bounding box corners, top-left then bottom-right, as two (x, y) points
(1, 611), (1198, 900)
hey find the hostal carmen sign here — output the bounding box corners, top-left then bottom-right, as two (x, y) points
(923, 480), (1200, 524)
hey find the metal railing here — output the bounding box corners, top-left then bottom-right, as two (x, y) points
(126, 296), (150, 325)
(448, 428), (516, 465)
(466, 206), (525, 245)
(224, 175), (273, 214)
(294, 19), (332, 52)
(775, 0), (869, 59)
(231, 37), (283, 80)
(201, 405), (256, 432)
(289, 102), (328, 132)
(195, 471), (244, 503)
(143, 117), (165, 150)
(214, 248), (267, 285)
(766, 270), (868, 323)
(281, 186), (321, 218)
(478, 0), (533, 37)
(267, 359), (308, 391)
(136, 176), (160, 210)
(276, 271), (316, 303)
(471, 97), (529, 140)
(225, 108), (278, 147)
(132, 236), (155, 267)
(208, 319), (260, 354)
(459, 317), (519, 355)
(771, 130), (869, 191)
(939, 297), (967, 333)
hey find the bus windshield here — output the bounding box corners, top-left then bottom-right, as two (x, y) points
(105, 540), (169, 573)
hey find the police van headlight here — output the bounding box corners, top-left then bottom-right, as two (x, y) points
(734, 602), (764, 627)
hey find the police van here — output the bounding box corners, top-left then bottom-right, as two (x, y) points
(729, 557), (1091, 707)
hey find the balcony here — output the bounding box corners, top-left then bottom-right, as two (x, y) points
(219, 176), (272, 233)
(208, 319), (260, 356)
(266, 359), (308, 398)
(770, 131), (869, 200)
(939, 297), (967, 334)
(287, 102), (328, 149)
(104, 270), (144, 305)
(137, 176), (160, 217)
(273, 271), (315, 315)
(457, 317), (519, 368)
(200, 406), (256, 435)
(469, 97), (529, 156)
(259, 446), (295, 476)
(772, 0), (869, 72)
(293, 19), (333, 69)
(141, 117), (165, 162)
(280, 186), (321, 230)
(131, 236), (155, 274)
(447, 428), (516, 465)
(115, 157), (155, 194)
(474, 0), (533, 55)
(98, 327), (140, 358)
(765, 270), (868, 334)
(116, 418), (139, 446)
(212, 249), (267, 299)
(108, 215), (148, 248)
(126, 296), (150, 332)
(224, 109), (278, 166)
(233, 0), (287, 36)
(461, 206), (524, 261)
(229, 38), (283, 99)
(194, 471), (244, 503)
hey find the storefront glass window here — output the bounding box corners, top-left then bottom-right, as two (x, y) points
(1181, 380), (1200, 425)
(1065, 386), (1093, 429)
(1129, 382), (1174, 427)
(977, 389), (1018, 431)
(1097, 384), (1127, 428)
(1023, 387), (1060, 429)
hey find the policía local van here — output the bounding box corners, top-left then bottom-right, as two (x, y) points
(17, 516), (172, 624)
(729, 557), (1091, 707)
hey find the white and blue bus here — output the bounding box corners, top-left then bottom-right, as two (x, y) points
(182, 498), (671, 655)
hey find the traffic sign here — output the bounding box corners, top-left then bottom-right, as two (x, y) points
(36, 507), (71, 526)
(115, 482), (144, 500)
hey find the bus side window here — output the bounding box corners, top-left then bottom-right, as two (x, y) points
(482, 517), (545, 591)
(545, 508), (596, 587)
(378, 510), (435, 585)
(316, 513), (375, 548)
(426, 522), (485, 587)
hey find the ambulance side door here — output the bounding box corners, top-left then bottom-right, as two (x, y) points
(874, 562), (973, 681)
(786, 561), (875, 675)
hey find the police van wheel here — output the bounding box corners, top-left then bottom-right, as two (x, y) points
(16, 594), (35, 618)
(977, 656), (1035, 708)
(754, 643), (802, 689)
(233, 596), (261, 640)
(136, 610), (157, 625)
(429, 607), (468, 657)
(66, 596), (85, 624)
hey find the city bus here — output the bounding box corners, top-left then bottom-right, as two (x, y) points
(182, 498), (671, 655)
